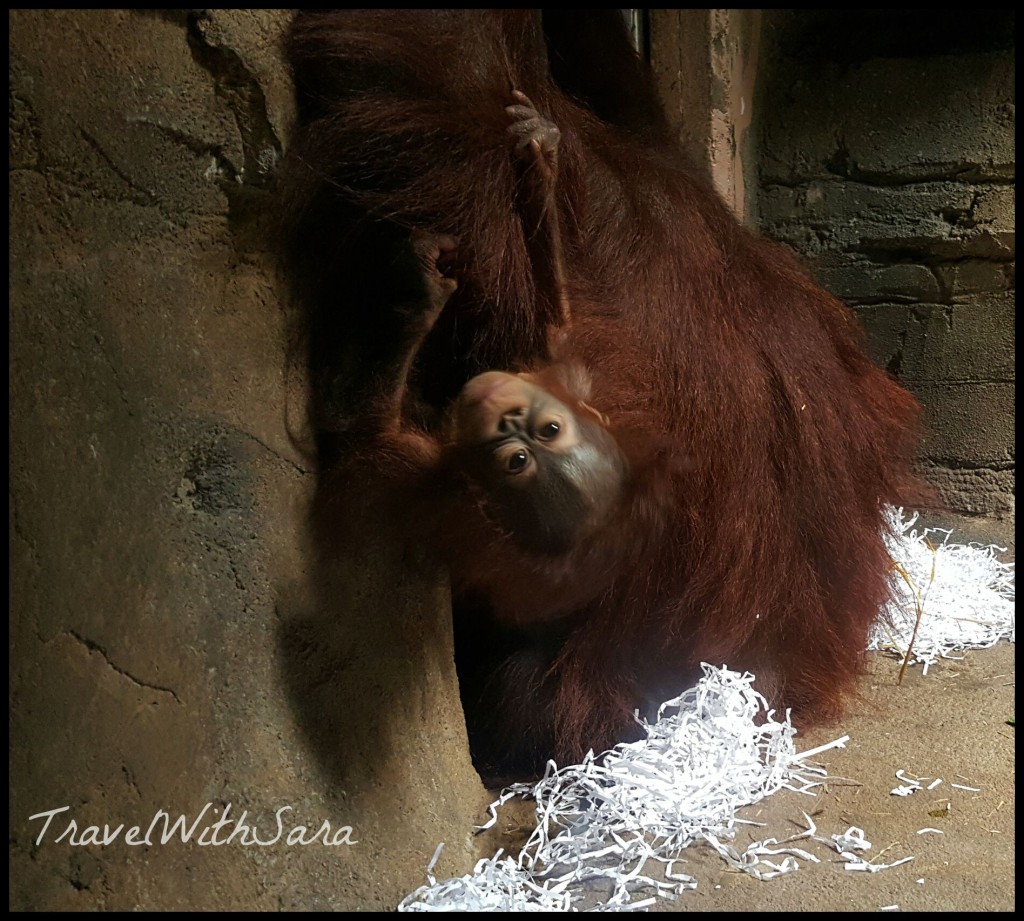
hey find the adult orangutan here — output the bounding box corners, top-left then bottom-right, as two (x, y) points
(284, 10), (923, 781)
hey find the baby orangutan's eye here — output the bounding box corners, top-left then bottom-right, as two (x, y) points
(507, 448), (530, 473)
(536, 420), (561, 441)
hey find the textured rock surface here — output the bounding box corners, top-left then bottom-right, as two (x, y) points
(9, 9), (485, 910)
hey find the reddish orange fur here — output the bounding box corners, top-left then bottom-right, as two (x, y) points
(285, 11), (923, 776)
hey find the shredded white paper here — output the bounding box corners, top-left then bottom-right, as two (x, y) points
(873, 508), (1015, 671)
(398, 507), (1014, 911)
(400, 667), (830, 910)
(891, 769), (926, 797)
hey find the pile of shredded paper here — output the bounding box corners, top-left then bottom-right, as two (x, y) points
(398, 507), (1014, 911)
(873, 508), (1015, 669)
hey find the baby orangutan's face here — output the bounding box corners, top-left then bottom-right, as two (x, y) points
(449, 370), (627, 555)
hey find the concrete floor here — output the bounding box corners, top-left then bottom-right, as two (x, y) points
(469, 642), (1014, 911)
(651, 642), (1015, 912)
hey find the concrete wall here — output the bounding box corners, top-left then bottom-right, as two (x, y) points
(754, 10), (1014, 549)
(9, 10), (486, 911)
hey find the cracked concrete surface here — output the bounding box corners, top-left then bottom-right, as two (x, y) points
(9, 10), (487, 910)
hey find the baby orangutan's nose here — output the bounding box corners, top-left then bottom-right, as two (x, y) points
(497, 408), (527, 435)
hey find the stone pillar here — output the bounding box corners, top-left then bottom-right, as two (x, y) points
(648, 9), (762, 223)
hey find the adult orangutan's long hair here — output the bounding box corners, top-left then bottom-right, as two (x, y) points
(284, 10), (924, 780)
